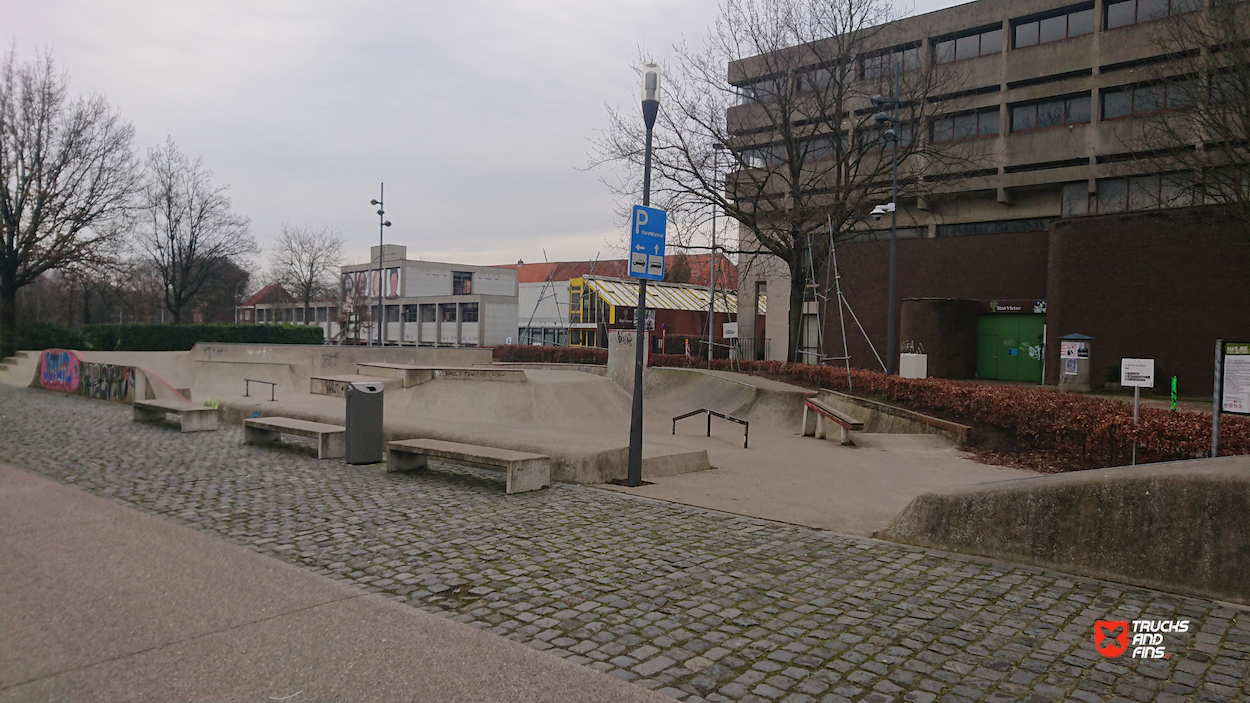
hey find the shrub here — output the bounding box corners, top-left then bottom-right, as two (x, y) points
(14, 322), (84, 352)
(649, 356), (1249, 471)
(492, 345), (608, 365)
(82, 323), (326, 351)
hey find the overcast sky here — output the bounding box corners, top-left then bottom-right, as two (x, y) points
(3, 0), (963, 277)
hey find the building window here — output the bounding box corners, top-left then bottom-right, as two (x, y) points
(1013, 5), (1095, 48)
(452, 271), (473, 295)
(1101, 79), (1196, 120)
(385, 305), (400, 322)
(284, 308), (293, 322)
(860, 122), (914, 151)
(439, 303), (457, 322)
(460, 302), (479, 323)
(794, 65), (851, 94)
(1062, 181), (1091, 216)
(934, 27), (1003, 63)
(316, 307), (327, 322)
(1010, 95), (1090, 132)
(1106, 0), (1199, 30)
(932, 108), (1000, 142)
(420, 304), (436, 323)
(1070, 175), (1195, 215)
(861, 45), (922, 81)
(936, 218), (1054, 236)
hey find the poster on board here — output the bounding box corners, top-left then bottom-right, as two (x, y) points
(1224, 343), (1250, 414)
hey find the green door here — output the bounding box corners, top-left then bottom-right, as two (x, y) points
(976, 314), (1045, 382)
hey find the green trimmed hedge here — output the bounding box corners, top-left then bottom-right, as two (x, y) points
(82, 323), (326, 351)
(7, 322), (326, 353)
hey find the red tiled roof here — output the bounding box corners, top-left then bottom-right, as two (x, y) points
(240, 284), (290, 307)
(495, 252), (736, 289)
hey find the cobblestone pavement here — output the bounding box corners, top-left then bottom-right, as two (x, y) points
(2, 386), (1248, 703)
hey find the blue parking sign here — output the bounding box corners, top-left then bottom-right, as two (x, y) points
(629, 205), (666, 281)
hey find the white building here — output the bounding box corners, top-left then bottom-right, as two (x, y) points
(340, 245), (518, 347)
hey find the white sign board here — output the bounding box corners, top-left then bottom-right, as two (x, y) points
(1120, 358), (1154, 388)
(723, 322), (739, 339)
(1223, 343), (1250, 414)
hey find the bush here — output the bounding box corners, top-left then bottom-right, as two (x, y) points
(492, 345), (608, 365)
(81, 323), (326, 351)
(14, 322), (84, 352)
(649, 356), (1250, 471)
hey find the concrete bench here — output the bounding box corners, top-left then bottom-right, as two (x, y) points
(133, 399), (219, 433)
(243, 417), (346, 459)
(801, 399), (864, 445)
(386, 438), (551, 494)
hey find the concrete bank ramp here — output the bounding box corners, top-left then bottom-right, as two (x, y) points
(878, 456), (1250, 604)
(643, 367), (813, 431)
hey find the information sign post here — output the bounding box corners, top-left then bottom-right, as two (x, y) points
(1121, 358), (1154, 466)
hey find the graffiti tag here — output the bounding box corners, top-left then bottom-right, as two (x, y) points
(39, 350), (81, 393)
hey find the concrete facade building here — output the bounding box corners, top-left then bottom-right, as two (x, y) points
(731, 0), (1250, 389)
(340, 245), (518, 347)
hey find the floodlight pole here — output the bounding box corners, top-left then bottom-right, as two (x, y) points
(369, 184), (392, 347)
(887, 63), (900, 375)
(708, 144), (723, 365)
(628, 63), (661, 488)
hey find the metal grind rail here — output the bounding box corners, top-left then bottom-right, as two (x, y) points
(671, 408), (749, 449)
(244, 379), (278, 401)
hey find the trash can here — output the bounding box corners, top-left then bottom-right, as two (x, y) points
(345, 382), (384, 464)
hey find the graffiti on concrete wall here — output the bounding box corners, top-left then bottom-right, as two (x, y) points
(80, 363), (136, 403)
(39, 349), (81, 393)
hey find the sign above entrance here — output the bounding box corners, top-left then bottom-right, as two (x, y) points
(979, 299), (1047, 314)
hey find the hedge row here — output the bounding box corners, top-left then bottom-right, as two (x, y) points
(492, 345), (608, 365)
(650, 355), (1250, 471)
(12, 322), (326, 352)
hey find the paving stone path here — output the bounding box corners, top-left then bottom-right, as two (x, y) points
(2, 385), (1248, 703)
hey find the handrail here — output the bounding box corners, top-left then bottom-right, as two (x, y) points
(244, 378), (277, 401)
(672, 408), (749, 449)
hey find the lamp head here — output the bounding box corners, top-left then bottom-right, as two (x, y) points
(376, 209), (385, 216)
(641, 62), (661, 104)
(383, 221), (392, 227)
(873, 111), (894, 124)
(370, 199), (379, 205)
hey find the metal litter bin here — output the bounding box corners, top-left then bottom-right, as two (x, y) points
(345, 382), (384, 464)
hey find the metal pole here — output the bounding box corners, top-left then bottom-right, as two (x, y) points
(886, 61), (900, 376)
(1213, 338), (1223, 458)
(707, 149), (717, 365)
(377, 183), (385, 347)
(628, 97), (659, 488)
(1131, 385), (1139, 466)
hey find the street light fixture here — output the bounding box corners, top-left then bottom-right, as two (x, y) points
(369, 185), (392, 347)
(871, 64), (902, 375)
(627, 61), (661, 488)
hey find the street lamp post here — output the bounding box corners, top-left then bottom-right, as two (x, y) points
(707, 142), (724, 365)
(627, 62), (661, 488)
(872, 62), (902, 375)
(369, 184), (392, 347)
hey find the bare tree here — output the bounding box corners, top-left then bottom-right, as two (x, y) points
(0, 49), (138, 354)
(137, 137), (256, 323)
(1120, 3), (1250, 241)
(268, 224), (344, 324)
(591, 0), (975, 361)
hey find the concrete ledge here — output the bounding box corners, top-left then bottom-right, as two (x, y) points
(816, 388), (971, 445)
(309, 375), (401, 397)
(877, 456), (1250, 604)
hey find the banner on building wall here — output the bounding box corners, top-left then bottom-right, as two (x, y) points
(387, 267), (401, 298)
(980, 300), (1047, 314)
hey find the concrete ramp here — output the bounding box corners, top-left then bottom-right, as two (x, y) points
(643, 367), (814, 431)
(0, 351), (40, 388)
(879, 456), (1250, 605)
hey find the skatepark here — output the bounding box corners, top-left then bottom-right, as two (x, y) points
(4, 342), (1250, 702)
(0, 342), (1037, 534)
